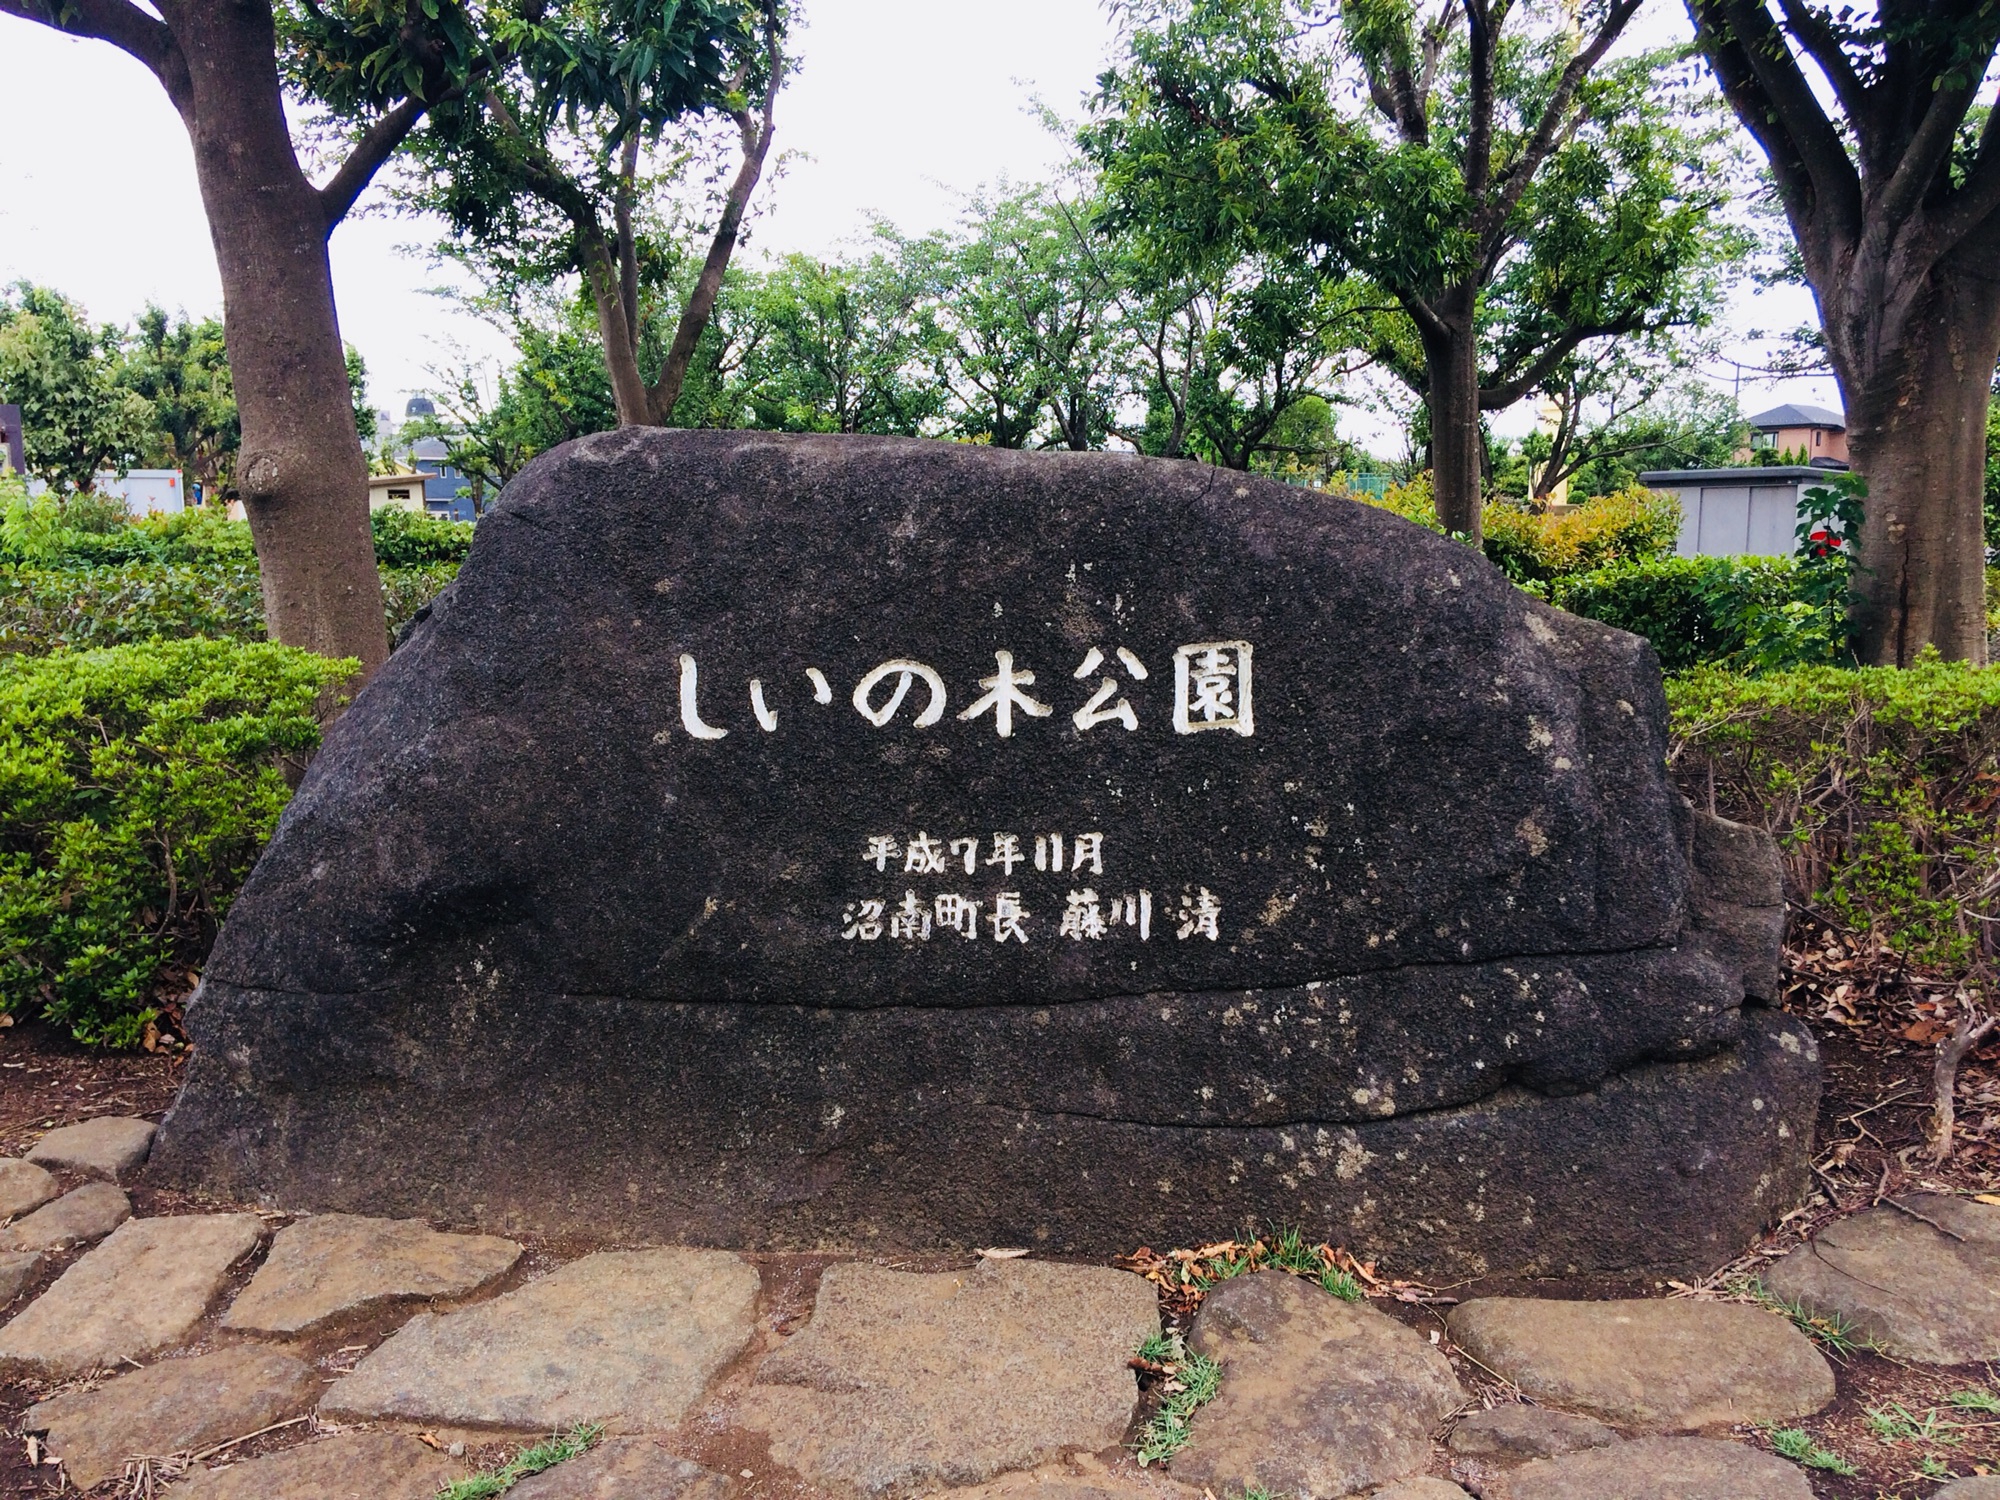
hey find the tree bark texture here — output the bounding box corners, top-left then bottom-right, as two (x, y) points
(1818, 241), (2000, 666)
(1, 0), (410, 678)
(1424, 295), (1485, 539)
(1689, 0), (2000, 666)
(171, 4), (387, 674)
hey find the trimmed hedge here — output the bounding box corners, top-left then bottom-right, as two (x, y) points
(1354, 473), (1680, 585)
(0, 639), (356, 1045)
(1549, 555), (1815, 673)
(1669, 655), (2000, 974)
(0, 562), (457, 653)
(371, 506), (475, 567)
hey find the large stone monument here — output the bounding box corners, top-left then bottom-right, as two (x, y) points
(154, 431), (1816, 1276)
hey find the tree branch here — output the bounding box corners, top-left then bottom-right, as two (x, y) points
(1697, 0), (1862, 235)
(1773, 0), (1870, 131)
(1478, 322), (1631, 410)
(319, 93), (433, 230)
(1937, 106), (2000, 253)
(1480, 0), (1642, 244)
(1880, 77), (1979, 226)
(0, 0), (188, 108)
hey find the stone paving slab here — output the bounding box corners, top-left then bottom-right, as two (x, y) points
(1761, 1194), (2000, 1364)
(0, 1159), (58, 1220)
(27, 1116), (156, 1180)
(0, 1213), (262, 1375)
(1371, 1481), (1472, 1499)
(737, 1257), (1159, 1500)
(1171, 1271), (1463, 1500)
(0, 1250), (41, 1306)
(3, 1182), (131, 1251)
(936, 1459), (1205, 1500)
(172, 1431), (456, 1499)
(323, 1247), (758, 1431)
(1447, 1407), (1617, 1464)
(1477, 1437), (1812, 1499)
(222, 1213), (522, 1334)
(26, 1344), (317, 1490)
(507, 1438), (730, 1500)
(1936, 1480), (2000, 1498)
(1444, 1298), (1833, 1429)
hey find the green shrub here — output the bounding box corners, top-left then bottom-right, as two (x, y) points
(0, 562), (457, 653)
(371, 506), (474, 567)
(0, 639), (355, 1044)
(1669, 654), (2000, 972)
(1352, 472), (1680, 584)
(1550, 555), (1821, 673)
(0, 484), (257, 567)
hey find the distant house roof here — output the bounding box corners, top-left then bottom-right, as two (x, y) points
(410, 436), (451, 461)
(1746, 402), (1844, 431)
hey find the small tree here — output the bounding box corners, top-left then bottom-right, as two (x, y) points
(403, 1), (787, 428)
(1686, 3), (2000, 665)
(116, 306), (240, 498)
(0, 2), (517, 675)
(0, 284), (152, 492)
(1088, 0), (1741, 542)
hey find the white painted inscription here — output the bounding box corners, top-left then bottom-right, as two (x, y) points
(659, 640), (1257, 741)
(839, 830), (1219, 946)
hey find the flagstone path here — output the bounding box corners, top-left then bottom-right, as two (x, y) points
(0, 1119), (1997, 1499)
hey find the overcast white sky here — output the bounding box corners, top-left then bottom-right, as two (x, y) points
(0, 0), (1838, 451)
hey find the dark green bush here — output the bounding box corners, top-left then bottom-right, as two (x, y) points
(0, 639), (355, 1044)
(371, 506), (474, 567)
(1549, 555), (1842, 674)
(1669, 655), (2000, 974)
(0, 562), (457, 653)
(1, 493), (257, 567)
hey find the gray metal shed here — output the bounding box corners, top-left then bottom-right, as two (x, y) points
(1638, 466), (1841, 559)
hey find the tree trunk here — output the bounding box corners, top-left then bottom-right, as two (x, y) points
(1423, 293), (1484, 543)
(1828, 251), (2000, 666)
(172, 4), (387, 675)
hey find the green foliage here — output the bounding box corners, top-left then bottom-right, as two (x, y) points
(1668, 655), (2000, 972)
(1551, 555), (1843, 675)
(1355, 474), (1680, 586)
(370, 506), (474, 568)
(0, 563), (455, 653)
(0, 639), (353, 1044)
(1735, 1279), (1870, 1358)
(0, 283), (154, 492)
(1767, 1427), (1858, 1477)
(116, 306), (239, 497)
(1132, 1333), (1222, 1466)
(437, 1426), (603, 1500)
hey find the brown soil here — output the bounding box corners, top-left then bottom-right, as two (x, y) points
(1, 986), (1995, 1499)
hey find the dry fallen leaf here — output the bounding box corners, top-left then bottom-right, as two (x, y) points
(975, 1247), (1030, 1259)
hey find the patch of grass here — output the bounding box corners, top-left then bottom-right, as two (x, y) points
(1949, 1388), (2000, 1415)
(1317, 1266), (1364, 1302)
(1132, 1333), (1222, 1467)
(1768, 1426), (1860, 1476)
(437, 1425), (602, 1500)
(1735, 1279), (1870, 1357)
(1865, 1402), (1962, 1447)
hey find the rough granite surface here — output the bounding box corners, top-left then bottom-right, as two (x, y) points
(222, 1213), (522, 1334)
(27, 1345), (317, 1489)
(172, 1432), (455, 1500)
(153, 430), (1813, 1269)
(2, 1182), (131, 1252)
(1172, 1271), (1462, 1499)
(26, 1117), (156, 1180)
(0, 1160), (58, 1221)
(1761, 1194), (2000, 1363)
(1478, 1437), (1813, 1499)
(737, 1257), (1158, 1499)
(0, 1214), (261, 1375)
(1445, 1298), (1834, 1429)
(321, 1247), (757, 1430)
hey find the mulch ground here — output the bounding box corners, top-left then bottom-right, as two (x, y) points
(0, 919), (1995, 1499)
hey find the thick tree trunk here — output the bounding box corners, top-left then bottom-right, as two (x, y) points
(172, 4), (387, 675)
(1423, 295), (1484, 543)
(1824, 248), (2000, 666)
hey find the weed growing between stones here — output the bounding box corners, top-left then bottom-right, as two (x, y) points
(438, 1424), (601, 1499)
(1733, 1278), (1873, 1358)
(1118, 1229), (1385, 1317)
(1131, 1333), (1220, 1466)
(1767, 1424), (1860, 1476)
